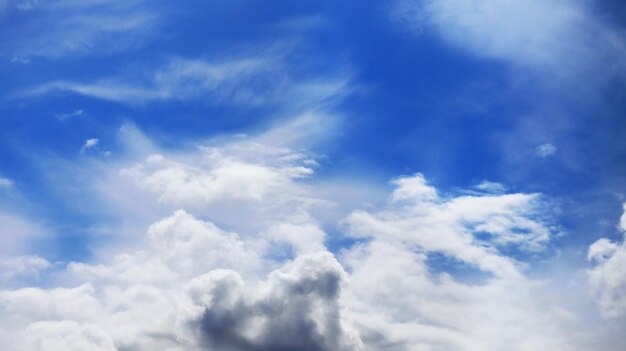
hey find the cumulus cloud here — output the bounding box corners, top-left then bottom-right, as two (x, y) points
(193, 252), (362, 351)
(588, 203), (626, 317)
(0, 208), (360, 350)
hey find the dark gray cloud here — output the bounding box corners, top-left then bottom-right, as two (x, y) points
(195, 253), (358, 351)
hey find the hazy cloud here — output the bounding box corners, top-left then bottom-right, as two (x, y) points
(395, 0), (626, 76)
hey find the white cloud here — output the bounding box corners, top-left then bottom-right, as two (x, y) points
(389, 173), (438, 202)
(0, 208), (360, 350)
(81, 138), (99, 152)
(536, 143), (557, 158)
(0, 163), (583, 350)
(264, 217), (327, 255)
(68, 209), (261, 286)
(55, 109), (84, 121)
(21, 48), (353, 109)
(346, 174), (552, 279)
(474, 180), (507, 194)
(122, 151), (311, 205)
(25, 117), (338, 258)
(25, 81), (163, 104)
(0, 122), (621, 350)
(587, 203), (626, 317)
(394, 0), (626, 76)
(342, 240), (574, 350)
(0, 256), (50, 281)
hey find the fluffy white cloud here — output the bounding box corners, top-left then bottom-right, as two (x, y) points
(588, 203), (626, 317)
(334, 174), (578, 350)
(68, 209), (260, 287)
(342, 240), (573, 350)
(0, 256), (50, 281)
(346, 174), (551, 279)
(0, 208), (362, 350)
(121, 148), (312, 205)
(81, 138), (99, 153)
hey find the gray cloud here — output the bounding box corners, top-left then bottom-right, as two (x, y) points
(194, 253), (359, 351)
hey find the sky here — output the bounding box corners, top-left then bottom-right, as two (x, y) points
(0, 0), (626, 350)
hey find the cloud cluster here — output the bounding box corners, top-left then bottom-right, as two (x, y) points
(0, 209), (359, 351)
(0, 125), (596, 350)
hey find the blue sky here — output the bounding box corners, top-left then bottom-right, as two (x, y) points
(1, 0), (626, 350)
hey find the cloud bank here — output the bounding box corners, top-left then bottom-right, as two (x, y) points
(1, 121), (620, 351)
